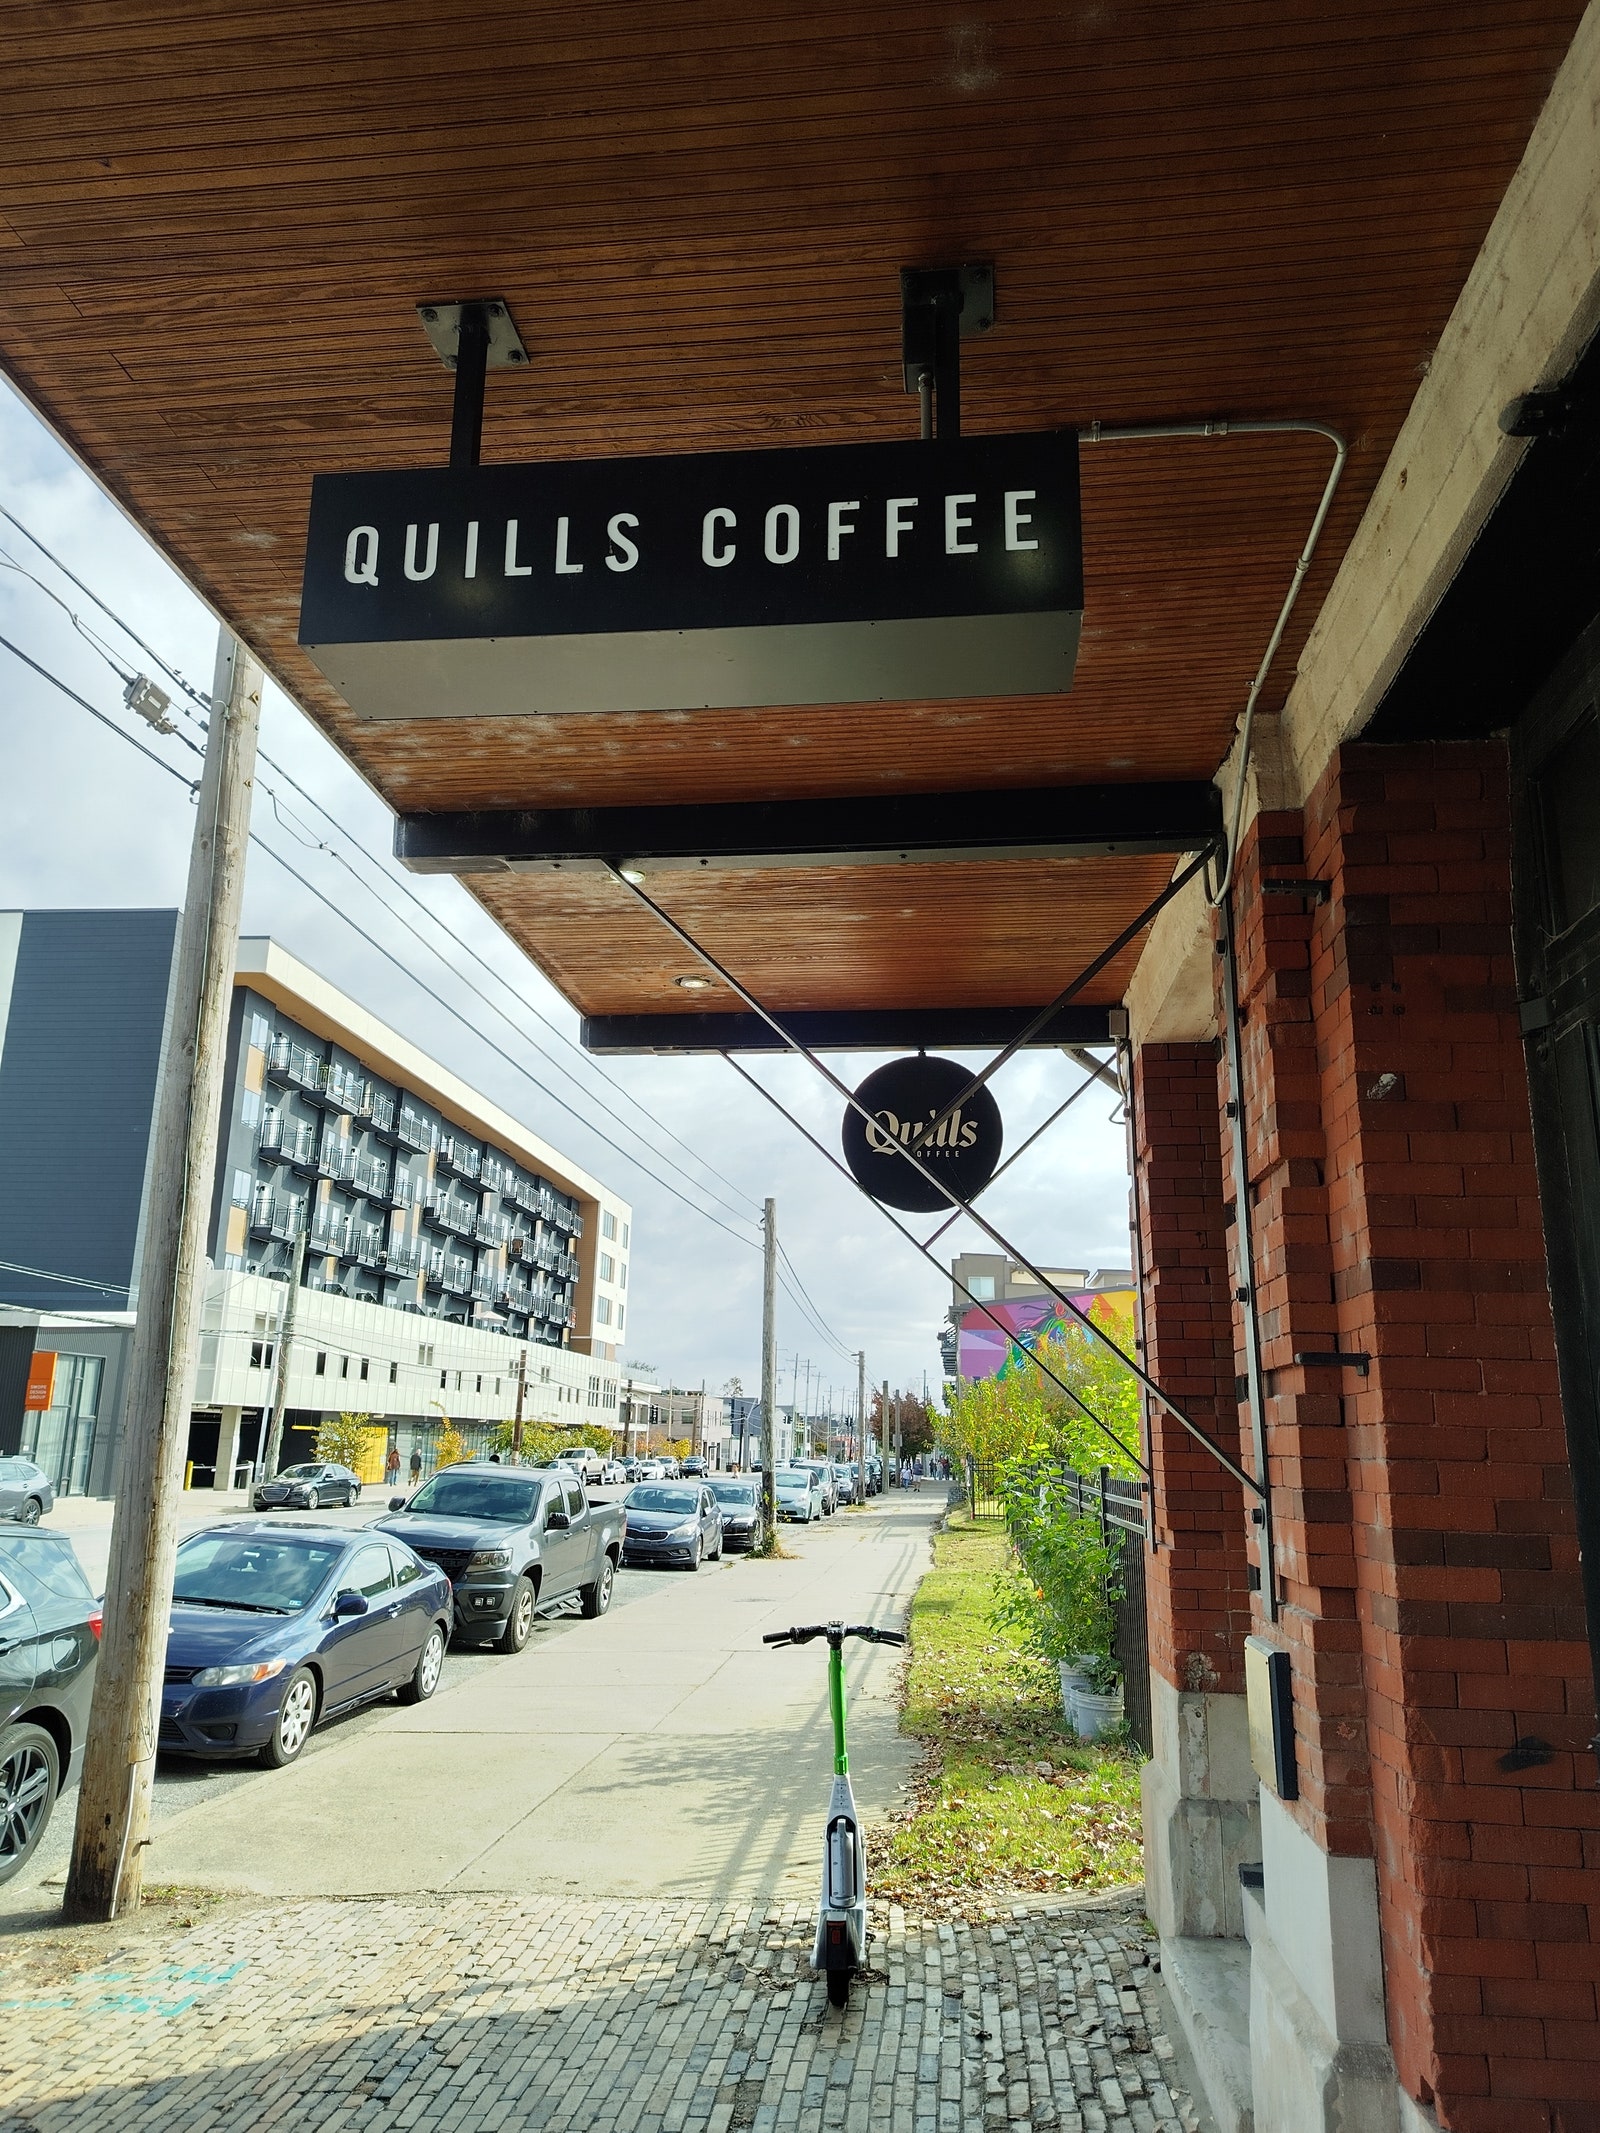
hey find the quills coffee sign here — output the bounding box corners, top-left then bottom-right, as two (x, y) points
(298, 432), (1082, 719)
(841, 1055), (1003, 1213)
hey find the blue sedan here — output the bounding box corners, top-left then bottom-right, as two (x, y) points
(160, 1523), (452, 1768)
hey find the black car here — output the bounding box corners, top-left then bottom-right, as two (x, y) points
(0, 1526), (100, 1883)
(705, 1476), (765, 1551)
(160, 1523), (452, 1766)
(253, 1461), (362, 1511)
(621, 1482), (723, 1570)
(377, 1464), (622, 1651)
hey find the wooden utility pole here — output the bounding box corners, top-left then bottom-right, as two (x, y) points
(261, 1221), (307, 1481)
(65, 629), (262, 1923)
(512, 1347), (527, 1459)
(857, 1350), (866, 1459)
(760, 1198), (777, 1539)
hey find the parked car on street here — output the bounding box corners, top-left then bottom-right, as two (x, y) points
(706, 1476), (765, 1551)
(681, 1456), (705, 1476)
(252, 1461), (362, 1511)
(830, 1462), (857, 1506)
(0, 1526), (99, 1881)
(553, 1443), (607, 1485)
(621, 1481), (722, 1570)
(158, 1522), (451, 1769)
(776, 1466), (826, 1522)
(0, 1458), (55, 1526)
(378, 1463), (622, 1647)
(599, 1460), (628, 1487)
(795, 1459), (837, 1515)
(657, 1458), (681, 1478)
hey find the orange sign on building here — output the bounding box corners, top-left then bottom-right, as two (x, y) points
(23, 1351), (57, 1412)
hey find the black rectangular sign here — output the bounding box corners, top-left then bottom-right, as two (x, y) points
(299, 431), (1082, 718)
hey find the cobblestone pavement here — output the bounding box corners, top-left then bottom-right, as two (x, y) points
(0, 1889), (1204, 2133)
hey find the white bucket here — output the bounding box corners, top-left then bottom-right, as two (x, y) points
(1057, 1659), (1091, 1721)
(1070, 1686), (1124, 1741)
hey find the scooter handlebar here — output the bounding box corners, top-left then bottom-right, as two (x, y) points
(762, 1623), (907, 1647)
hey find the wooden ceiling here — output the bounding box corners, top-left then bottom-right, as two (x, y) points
(0, 0), (1583, 1026)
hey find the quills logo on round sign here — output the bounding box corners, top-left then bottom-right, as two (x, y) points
(841, 1056), (1003, 1213)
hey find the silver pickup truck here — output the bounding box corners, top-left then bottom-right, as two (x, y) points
(376, 1461), (621, 1652)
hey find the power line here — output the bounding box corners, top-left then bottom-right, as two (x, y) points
(0, 509), (765, 1224)
(3, 622), (772, 1271)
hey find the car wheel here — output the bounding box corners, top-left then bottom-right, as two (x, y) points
(580, 1554), (615, 1619)
(397, 1624), (445, 1705)
(350, 1484), (362, 1504)
(259, 1668), (318, 1768)
(687, 1539), (702, 1573)
(497, 1576), (536, 1653)
(304, 1489), (319, 1511)
(710, 1531), (723, 1561)
(0, 1722), (59, 1884)
(18, 1498), (41, 1527)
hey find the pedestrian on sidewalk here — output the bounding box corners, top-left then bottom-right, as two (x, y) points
(384, 1443), (401, 1491)
(408, 1447), (422, 1490)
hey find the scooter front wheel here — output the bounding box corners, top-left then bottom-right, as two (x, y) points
(827, 1970), (850, 2009)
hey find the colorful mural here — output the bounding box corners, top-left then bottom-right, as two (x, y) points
(956, 1289), (1134, 1381)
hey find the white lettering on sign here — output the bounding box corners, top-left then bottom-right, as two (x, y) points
(555, 516), (583, 575)
(1005, 491), (1038, 551)
(865, 1107), (979, 1153)
(703, 508), (737, 568)
(344, 526), (380, 585)
(826, 500), (860, 562)
(944, 495), (978, 555)
(464, 519), (480, 579)
(885, 497), (917, 557)
(403, 523), (439, 582)
(504, 519), (533, 577)
(764, 504), (800, 565)
(605, 513), (640, 573)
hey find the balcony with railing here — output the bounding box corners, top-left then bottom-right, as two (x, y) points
(358, 1086), (396, 1135)
(320, 1061), (367, 1115)
(440, 1257), (474, 1296)
(469, 1269), (503, 1304)
(388, 1169), (415, 1209)
(422, 1189), (477, 1239)
(396, 1106), (435, 1153)
(473, 1209), (509, 1247)
(348, 1223), (384, 1268)
(351, 1152), (391, 1200)
(436, 1133), (482, 1182)
(266, 1034), (326, 1095)
(259, 1113), (317, 1168)
(383, 1237), (425, 1278)
(249, 1189), (305, 1242)
(310, 1209), (350, 1256)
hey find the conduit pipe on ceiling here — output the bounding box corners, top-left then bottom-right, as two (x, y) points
(1079, 418), (1348, 904)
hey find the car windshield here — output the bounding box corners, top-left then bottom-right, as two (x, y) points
(776, 1469), (810, 1487)
(628, 1485), (699, 1512)
(174, 1532), (345, 1613)
(708, 1480), (756, 1505)
(277, 1464), (321, 1480)
(404, 1473), (539, 1521)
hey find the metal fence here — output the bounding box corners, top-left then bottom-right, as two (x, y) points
(970, 1455), (1153, 1755)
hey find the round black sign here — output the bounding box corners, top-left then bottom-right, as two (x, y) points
(841, 1055), (1004, 1212)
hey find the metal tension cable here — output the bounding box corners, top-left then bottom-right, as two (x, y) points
(920, 1061), (1105, 1253)
(603, 861), (1263, 1500)
(721, 1053), (1148, 1475)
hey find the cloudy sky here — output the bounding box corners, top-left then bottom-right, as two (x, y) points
(0, 376), (1133, 1415)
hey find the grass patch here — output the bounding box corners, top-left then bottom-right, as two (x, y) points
(873, 1512), (1143, 1910)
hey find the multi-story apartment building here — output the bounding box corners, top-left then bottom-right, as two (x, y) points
(0, 913), (632, 1494)
(940, 1256), (1133, 1379)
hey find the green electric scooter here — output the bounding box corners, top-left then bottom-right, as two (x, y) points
(763, 1620), (908, 2008)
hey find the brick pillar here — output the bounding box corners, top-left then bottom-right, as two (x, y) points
(1132, 1043), (1258, 1945)
(1299, 741), (1599, 2133)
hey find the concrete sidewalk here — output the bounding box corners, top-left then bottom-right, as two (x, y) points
(141, 1498), (937, 1902)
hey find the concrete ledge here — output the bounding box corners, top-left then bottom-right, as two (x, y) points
(1160, 1934), (1255, 2133)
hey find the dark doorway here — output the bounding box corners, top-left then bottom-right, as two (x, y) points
(186, 1413), (221, 1490)
(1512, 610), (1600, 1718)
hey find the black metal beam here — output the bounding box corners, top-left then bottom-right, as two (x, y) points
(580, 1004), (1117, 1055)
(394, 781), (1221, 876)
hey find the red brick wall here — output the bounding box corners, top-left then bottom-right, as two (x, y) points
(1301, 741), (1598, 2133)
(1132, 1042), (1253, 1695)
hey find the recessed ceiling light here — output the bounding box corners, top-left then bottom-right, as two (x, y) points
(676, 974), (714, 991)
